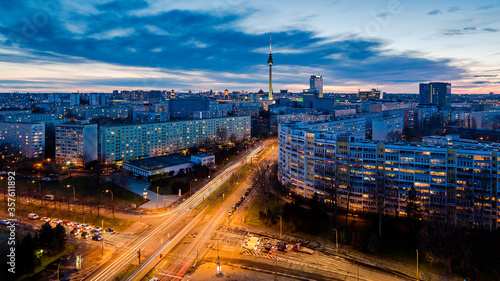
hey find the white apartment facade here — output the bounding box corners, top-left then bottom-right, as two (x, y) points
(278, 120), (500, 229)
(55, 122), (98, 167)
(0, 122), (45, 158)
(100, 116), (251, 163)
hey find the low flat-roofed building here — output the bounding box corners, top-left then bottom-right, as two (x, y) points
(190, 153), (215, 167)
(122, 155), (194, 181)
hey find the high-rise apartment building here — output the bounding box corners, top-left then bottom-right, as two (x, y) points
(278, 120), (500, 229)
(0, 122), (45, 158)
(55, 121), (98, 167)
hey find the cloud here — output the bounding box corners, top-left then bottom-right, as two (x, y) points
(443, 26), (498, 36)
(477, 5), (495, 10)
(448, 6), (460, 12)
(473, 75), (497, 78)
(0, 3), (467, 91)
(483, 28), (499, 32)
(428, 10), (442, 15)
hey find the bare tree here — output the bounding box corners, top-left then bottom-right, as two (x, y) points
(316, 160), (339, 228)
(386, 130), (403, 141)
(250, 161), (272, 213)
(217, 127), (228, 143)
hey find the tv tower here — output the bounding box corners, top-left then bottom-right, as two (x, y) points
(267, 32), (274, 100)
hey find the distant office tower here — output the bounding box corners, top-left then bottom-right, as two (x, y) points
(89, 94), (99, 106)
(358, 89), (382, 100)
(148, 90), (162, 103)
(310, 75), (323, 98)
(170, 89), (175, 99)
(169, 98), (210, 119)
(267, 32), (274, 100)
(70, 93), (81, 105)
(419, 82), (451, 110)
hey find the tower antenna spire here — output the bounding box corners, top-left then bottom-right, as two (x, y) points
(270, 31), (272, 53)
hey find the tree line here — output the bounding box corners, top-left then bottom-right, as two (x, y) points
(0, 222), (67, 279)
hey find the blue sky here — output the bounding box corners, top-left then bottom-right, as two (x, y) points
(0, 0), (499, 94)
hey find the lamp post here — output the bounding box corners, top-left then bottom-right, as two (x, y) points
(156, 186), (159, 209)
(357, 255), (360, 281)
(190, 178), (198, 197)
(33, 180), (42, 207)
(333, 228), (338, 252)
(278, 215), (282, 239)
(101, 218), (104, 230)
(66, 185), (76, 222)
(57, 257), (70, 280)
(416, 249), (419, 279)
(105, 190), (114, 219)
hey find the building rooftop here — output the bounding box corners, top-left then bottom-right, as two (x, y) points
(126, 155), (192, 170)
(192, 153), (214, 158)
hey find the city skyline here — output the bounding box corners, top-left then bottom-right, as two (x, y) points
(0, 0), (499, 94)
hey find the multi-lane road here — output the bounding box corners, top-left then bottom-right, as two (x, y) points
(79, 142), (271, 281)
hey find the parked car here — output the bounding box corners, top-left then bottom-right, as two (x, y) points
(72, 228), (81, 234)
(81, 232), (90, 239)
(62, 220), (73, 227)
(81, 224), (92, 230)
(90, 229), (101, 235)
(1, 219), (10, 225)
(73, 222), (81, 228)
(92, 235), (103, 241)
(9, 222), (19, 227)
(104, 228), (115, 234)
(40, 217), (51, 222)
(28, 213), (39, 220)
(228, 209), (234, 216)
(93, 226), (102, 231)
(51, 218), (61, 225)
(242, 242), (258, 251)
(70, 230), (79, 236)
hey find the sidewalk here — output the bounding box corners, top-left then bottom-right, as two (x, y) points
(116, 175), (180, 210)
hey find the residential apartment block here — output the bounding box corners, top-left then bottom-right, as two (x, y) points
(278, 121), (500, 229)
(100, 116), (251, 163)
(0, 122), (45, 158)
(55, 121), (98, 167)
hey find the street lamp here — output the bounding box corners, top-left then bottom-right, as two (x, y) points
(278, 215), (282, 239)
(105, 190), (114, 219)
(190, 178), (198, 197)
(357, 255), (360, 281)
(40, 250), (44, 265)
(416, 249), (419, 279)
(333, 228), (338, 252)
(33, 180), (42, 207)
(57, 256), (70, 280)
(66, 185), (76, 220)
(156, 186), (159, 209)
